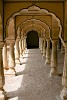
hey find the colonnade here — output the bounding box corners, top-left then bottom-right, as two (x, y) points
(39, 36), (67, 100)
(0, 37), (27, 99)
(0, 35), (67, 100)
(3, 37), (27, 74)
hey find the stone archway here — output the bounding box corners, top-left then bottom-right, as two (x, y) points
(26, 30), (39, 49)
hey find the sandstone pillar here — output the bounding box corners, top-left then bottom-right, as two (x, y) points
(39, 37), (41, 50)
(19, 39), (22, 55)
(45, 39), (51, 64)
(22, 38), (24, 55)
(42, 38), (46, 59)
(0, 43), (6, 99)
(8, 42), (16, 75)
(60, 43), (67, 100)
(3, 43), (8, 70)
(50, 40), (58, 76)
(24, 37), (27, 52)
(15, 40), (20, 60)
(22, 37), (27, 54)
(40, 37), (43, 54)
(40, 37), (42, 51)
(22, 38), (25, 55)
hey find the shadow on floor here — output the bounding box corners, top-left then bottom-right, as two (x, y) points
(4, 49), (64, 100)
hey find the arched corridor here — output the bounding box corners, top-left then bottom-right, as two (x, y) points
(4, 49), (64, 100)
(26, 31), (39, 49)
(0, 0), (67, 100)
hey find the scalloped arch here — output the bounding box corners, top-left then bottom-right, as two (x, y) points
(7, 5), (62, 39)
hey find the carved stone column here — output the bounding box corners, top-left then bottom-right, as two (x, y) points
(39, 37), (41, 50)
(15, 40), (20, 60)
(22, 38), (25, 55)
(40, 37), (43, 54)
(8, 42), (16, 75)
(40, 37), (42, 51)
(0, 43), (6, 100)
(24, 37), (27, 52)
(45, 39), (51, 65)
(19, 39), (22, 55)
(3, 43), (8, 70)
(60, 43), (67, 100)
(42, 38), (46, 59)
(22, 38), (24, 55)
(24, 36), (27, 54)
(50, 40), (58, 76)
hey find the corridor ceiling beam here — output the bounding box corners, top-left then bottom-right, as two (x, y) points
(4, 0), (65, 2)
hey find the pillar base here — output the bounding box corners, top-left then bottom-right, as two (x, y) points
(41, 50), (43, 54)
(40, 48), (42, 51)
(4, 69), (9, 75)
(42, 54), (46, 59)
(50, 68), (58, 76)
(20, 53), (23, 57)
(23, 50), (25, 55)
(45, 60), (51, 65)
(4, 67), (9, 70)
(56, 95), (62, 100)
(0, 90), (6, 100)
(15, 59), (20, 64)
(4, 69), (16, 76)
(60, 88), (67, 100)
(15, 59), (22, 65)
(25, 48), (27, 52)
(42, 55), (45, 59)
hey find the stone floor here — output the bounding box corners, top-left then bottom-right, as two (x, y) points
(4, 49), (64, 100)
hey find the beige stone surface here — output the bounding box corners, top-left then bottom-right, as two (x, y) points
(4, 49), (64, 100)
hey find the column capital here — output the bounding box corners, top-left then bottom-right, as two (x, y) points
(45, 39), (51, 65)
(46, 39), (50, 42)
(6, 38), (15, 44)
(16, 38), (20, 42)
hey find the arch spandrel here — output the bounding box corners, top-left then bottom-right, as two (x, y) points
(51, 17), (60, 40)
(45, 30), (50, 39)
(52, 28), (60, 40)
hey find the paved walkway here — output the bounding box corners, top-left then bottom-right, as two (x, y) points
(4, 49), (64, 100)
